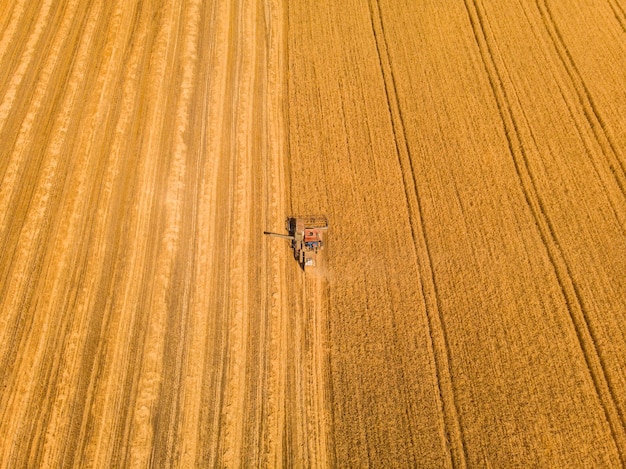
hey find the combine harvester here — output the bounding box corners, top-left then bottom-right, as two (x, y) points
(264, 216), (328, 269)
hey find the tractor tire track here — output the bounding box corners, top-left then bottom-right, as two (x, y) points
(463, 0), (626, 462)
(507, 1), (626, 236)
(536, 0), (626, 195)
(607, 0), (626, 32)
(367, 0), (467, 467)
(288, 0), (461, 465)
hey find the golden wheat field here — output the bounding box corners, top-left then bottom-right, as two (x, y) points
(0, 0), (625, 466)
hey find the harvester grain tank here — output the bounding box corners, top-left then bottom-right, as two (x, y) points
(264, 216), (328, 269)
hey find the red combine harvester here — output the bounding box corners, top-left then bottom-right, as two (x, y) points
(264, 216), (329, 269)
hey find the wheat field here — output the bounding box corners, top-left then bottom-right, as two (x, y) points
(1, 0), (625, 466)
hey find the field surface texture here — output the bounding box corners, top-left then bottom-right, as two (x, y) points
(1, 0), (625, 466)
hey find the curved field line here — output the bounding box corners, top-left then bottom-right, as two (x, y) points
(511, 0), (626, 235)
(367, 0), (467, 467)
(607, 0), (626, 31)
(536, 0), (626, 189)
(463, 0), (626, 462)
